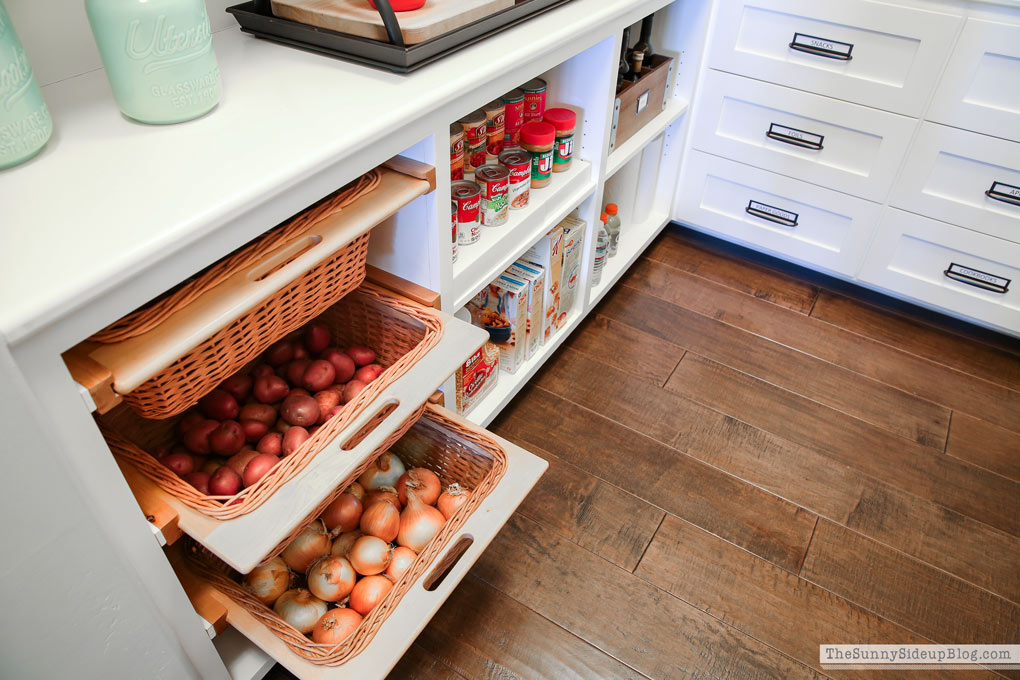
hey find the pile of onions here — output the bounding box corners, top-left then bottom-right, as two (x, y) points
(274, 589), (328, 634)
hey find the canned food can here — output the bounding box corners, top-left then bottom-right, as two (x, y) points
(484, 100), (506, 162)
(498, 150), (532, 210)
(450, 123), (465, 182)
(452, 180), (482, 245)
(451, 200), (458, 263)
(475, 164), (510, 227)
(460, 110), (487, 176)
(521, 78), (547, 124)
(503, 89), (525, 147)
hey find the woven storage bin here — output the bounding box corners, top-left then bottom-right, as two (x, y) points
(98, 284), (444, 520)
(187, 404), (508, 666)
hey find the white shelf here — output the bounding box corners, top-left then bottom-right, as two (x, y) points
(606, 98), (689, 179)
(465, 307), (587, 428)
(588, 209), (672, 308)
(452, 160), (595, 310)
(213, 628), (275, 680)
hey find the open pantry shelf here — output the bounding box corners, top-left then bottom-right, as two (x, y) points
(606, 99), (688, 179)
(214, 628), (275, 680)
(452, 160), (595, 310)
(589, 208), (672, 307)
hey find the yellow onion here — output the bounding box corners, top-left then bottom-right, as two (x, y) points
(437, 483), (470, 520)
(306, 556), (357, 602)
(281, 520), (331, 574)
(348, 535), (392, 576)
(274, 589), (327, 634)
(312, 607), (362, 645)
(357, 453), (406, 490)
(385, 546), (417, 582)
(360, 501), (399, 542)
(331, 530), (363, 558)
(396, 468), (441, 506)
(397, 494), (445, 552)
(349, 574), (393, 616)
(242, 557), (291, 606)
(320, 491), (362, 533)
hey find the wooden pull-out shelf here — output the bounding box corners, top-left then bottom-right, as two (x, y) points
(175, 409), (547, 680)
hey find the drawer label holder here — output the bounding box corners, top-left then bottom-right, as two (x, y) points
(789, 33), (853, 61)
(767, 123), (824, 150)
(745, 200), (799, 227)
(986, 181), (1020, 207)
(944, 262), (1011, 294)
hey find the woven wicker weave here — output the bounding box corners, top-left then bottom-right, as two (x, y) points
(187, 404), (508, 665)
(98, 284), (444, 520)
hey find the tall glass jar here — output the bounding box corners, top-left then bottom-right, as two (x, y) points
(0, 1), (53, 169)
(85, 0), (221, 124)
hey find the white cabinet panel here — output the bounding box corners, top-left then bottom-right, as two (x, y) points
(707, 0), (961, 116)
(860, 209), (1020, 334)
(928, 18), (1020, 143)
(892, 122), (1020, 244)
(677, 150), (881, 276)
(692, 70), (915, 201)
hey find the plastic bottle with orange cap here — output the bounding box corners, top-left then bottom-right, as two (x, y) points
(593, 211), (610, 286)
(605, 203), (621, 257)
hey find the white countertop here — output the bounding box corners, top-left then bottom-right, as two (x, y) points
(0, 0), (653, 343)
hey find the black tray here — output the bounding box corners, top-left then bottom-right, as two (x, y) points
(227, 0), (573, 73)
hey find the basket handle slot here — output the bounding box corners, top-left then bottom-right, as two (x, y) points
(424, 534), (474, 591)
(340, 399), (399, 451)
(251, 235), (323, 282)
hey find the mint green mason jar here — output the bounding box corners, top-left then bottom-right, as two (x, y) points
(0, 1), (53, 169)
(85, 0), (221, 124)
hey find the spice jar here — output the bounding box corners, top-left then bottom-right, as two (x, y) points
(543, 108), (576, 172)
(520, 121), (555, 189)
(484, 100), (505, 162)
(450, 122), (465, 182)
(521, 78), (547, 124)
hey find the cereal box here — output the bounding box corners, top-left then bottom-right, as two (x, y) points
(456, 341), (499, 416)
(507, 260), (546, 359)
(523, 225), (563, 341)
(467, 273), (529, 374)
(557, 215), (586, 328)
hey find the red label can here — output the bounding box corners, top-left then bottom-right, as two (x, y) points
(475, 164), (510, 227)
(499, 150), (531, 210)
(450, 123), (464, 182)
(522, 78), (547, 124)
(452, 180), (481, 245)
(485, 100), (506, 162)
(460, 110), (487, 177)
(467, 143), (487, 175)
(503, 89), (525, 147)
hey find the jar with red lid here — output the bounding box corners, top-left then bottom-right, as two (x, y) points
(543, 108), (576, 172)
(520, 121), (556, 189)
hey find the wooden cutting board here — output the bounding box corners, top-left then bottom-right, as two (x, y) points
(270, 0), (515, 45)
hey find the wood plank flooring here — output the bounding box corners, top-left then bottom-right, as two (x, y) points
(269, 227), (1020, 680)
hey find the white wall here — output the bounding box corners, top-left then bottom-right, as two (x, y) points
(5, 0), (237, 87)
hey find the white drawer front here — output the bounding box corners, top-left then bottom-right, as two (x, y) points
(892, 122), (1020, 244)
(707, 0), (961, 116)
(861, 209), (1020, 335)
(928, 18), (1020, 143)
(692, 70), (915, 201)
(678, 150), (881, 276)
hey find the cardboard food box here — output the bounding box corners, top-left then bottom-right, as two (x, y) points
(507, 260), (546, 359)
(523, 225), (563, 340)
(467, 272), (529, 374)
(456, 341), (499, 416)
(557, 215), (586, 327)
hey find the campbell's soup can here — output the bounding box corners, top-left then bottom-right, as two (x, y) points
(452, 181), (482, 245)
(521, 78), (547, 124)
(475, 164), (510, 227)
(499, 150), (532, 210)
(450, 123), (465, 182)
(460, 109), (487, 176)
(503, 89), (525, 147)
(451, 200), (458, 263)
(484, 100), (506, 162)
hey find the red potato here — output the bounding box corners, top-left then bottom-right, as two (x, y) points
(284, 359), (312, 387)
(251, 363), (275, 378)
(314, 390), (341, 424)
(243, 453), (279, 487)
(291, 344), (310, 361)
(254, 375), (290, 404)
(283, 426), (310, 455)
(219, 374), (253, 402)
(184, 472), (211, 494)
(303, 323), (331, 354)
(327, 404), (345, 420)
(183, 419), (219, 455)
(265, 341), (295, 367)
(241, 419), (270, 444)
(240, 403), (277, 427)
(345, 346), (376, 367)
(288, 388), (311, 399)
(175, 411), (206, 438)
(275, 420), (293, 434)
(303, 360), (336, 392)
(200, 458), (226, 475)
(210, 420), (245, 456)
(152, 444), (171, 461)
(200, 389), (240, 420)
(209, 466), (242, 496)
(342, 380), (367, 404)
(309, 425), (320, 436)
(322, 349), (357, 383)
(280, 394), (320, 427)
(163, 453), (196, 477)
(354, 364), (383, 384)
(256, 432), (283, 456)
(226, 449), (261, 478)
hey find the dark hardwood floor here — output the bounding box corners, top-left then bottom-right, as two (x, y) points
(272, 226), (1020, 680)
